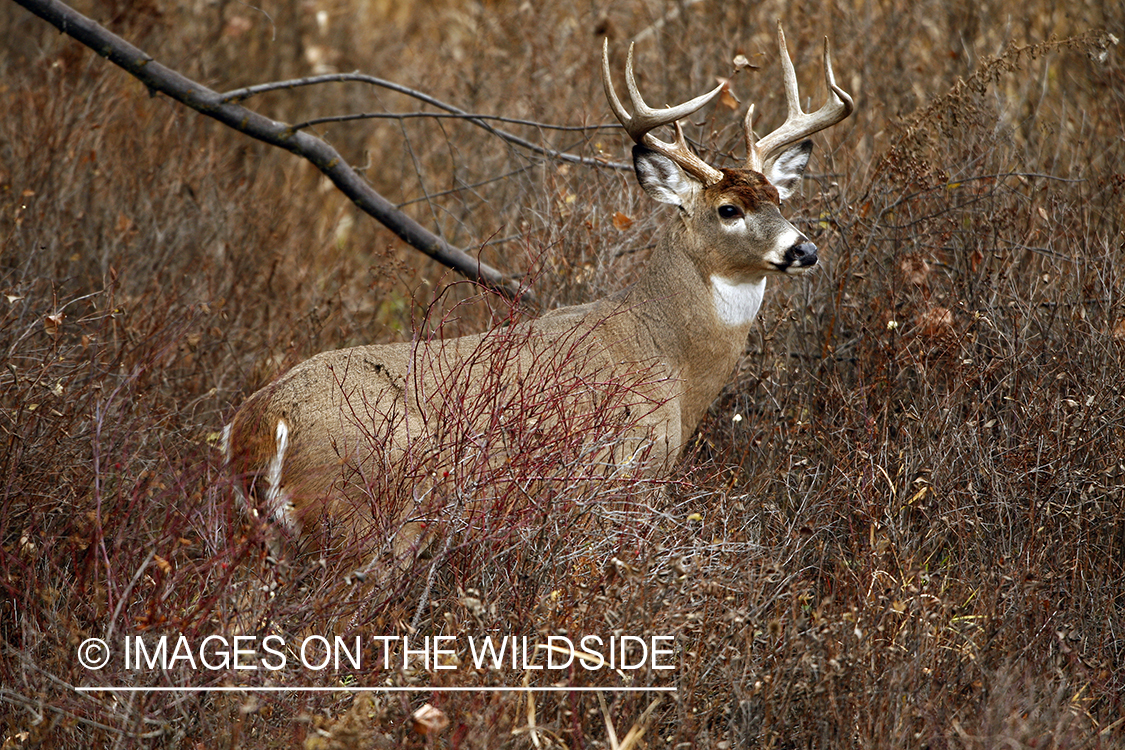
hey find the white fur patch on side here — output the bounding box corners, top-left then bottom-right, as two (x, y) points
(221, 422), (253, 514)
(265, 419), (298, 532)
(220, 423), (232, 462)
(711, 276), (767, 327)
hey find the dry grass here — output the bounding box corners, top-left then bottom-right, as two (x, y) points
(1, 0), (1123, 747)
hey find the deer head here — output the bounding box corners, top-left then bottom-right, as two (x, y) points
(601, 22), (853, 298)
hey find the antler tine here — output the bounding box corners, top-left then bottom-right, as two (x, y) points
(601, 38), (634, 133)
(743, 103), (758, 164)
(745, 21), (854, 173)
(602, 38), (725, 185)
(777, 24), (803, 121)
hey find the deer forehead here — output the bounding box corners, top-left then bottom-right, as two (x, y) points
(704, 169), (780, 209)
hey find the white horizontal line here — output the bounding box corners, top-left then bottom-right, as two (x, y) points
(77, 686), (677, 693)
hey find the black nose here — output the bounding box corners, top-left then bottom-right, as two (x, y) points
(785, 241), (818, 268)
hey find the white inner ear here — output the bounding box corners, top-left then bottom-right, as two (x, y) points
(634, 150), (696, 208)
(765, 141), (812, 202)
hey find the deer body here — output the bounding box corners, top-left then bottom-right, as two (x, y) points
(224, 24), (852, 565)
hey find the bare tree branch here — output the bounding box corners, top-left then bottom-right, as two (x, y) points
(224, 72), (631, 171)
(8, 0), (535, 304)
(297, 111), (620, 133)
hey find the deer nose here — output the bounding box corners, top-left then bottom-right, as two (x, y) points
(785, 241), (818, 268)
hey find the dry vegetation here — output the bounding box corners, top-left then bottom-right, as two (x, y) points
(1, 0), (1123, 746)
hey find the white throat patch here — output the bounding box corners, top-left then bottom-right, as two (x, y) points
(710, 276), (767, 327)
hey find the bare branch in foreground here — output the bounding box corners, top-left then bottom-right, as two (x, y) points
(9, 0), (535, 304)
(223, 72), (631, 171)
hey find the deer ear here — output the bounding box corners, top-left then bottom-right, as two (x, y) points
(633, 146), (698, 209)
(765, 140), (813, 201)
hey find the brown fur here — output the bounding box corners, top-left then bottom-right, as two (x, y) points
(708, 169), (781, 210)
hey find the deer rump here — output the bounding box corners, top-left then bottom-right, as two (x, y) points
(223, 302), (680, 567)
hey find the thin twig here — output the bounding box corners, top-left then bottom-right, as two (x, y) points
(411, 533), (454, 632)
(294, 110), (618, 133)
(223, 72), (630, 171)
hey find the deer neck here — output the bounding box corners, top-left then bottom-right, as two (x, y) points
(622, 228), (765, 436)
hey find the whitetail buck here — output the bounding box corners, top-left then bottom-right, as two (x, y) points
(223, 23), (852, 570)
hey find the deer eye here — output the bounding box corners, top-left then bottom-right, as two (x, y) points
(717, 204), (743, 220)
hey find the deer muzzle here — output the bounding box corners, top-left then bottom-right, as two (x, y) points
(781, 241), (818, 273)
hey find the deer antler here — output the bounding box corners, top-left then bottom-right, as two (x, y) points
(744, 22), (854, 173)
(601, 38), (725, 186)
